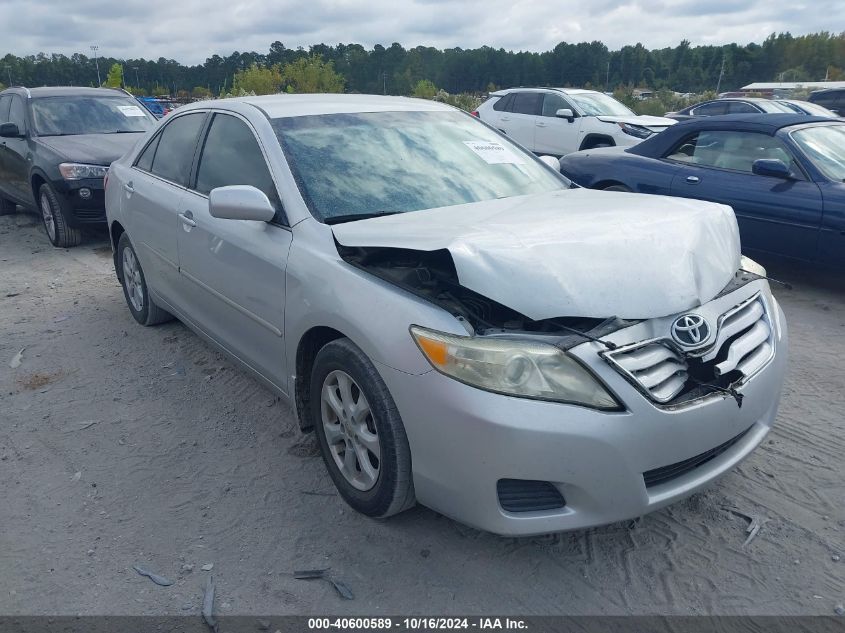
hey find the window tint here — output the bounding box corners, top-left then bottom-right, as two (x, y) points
(691, 102), (727, 116)
(195, 114), (281, 211)
(666, 130), (796, 174)
(0, 95), (11, 122)
(149, 113), (205, 186)
(492, 94), (513, 112)
(135, 133), (161, 172)
(9, 96), (26, 130)
(542, 93), (572, 117)
(511, 92), (541, 115)
(725, 101), (759, 114)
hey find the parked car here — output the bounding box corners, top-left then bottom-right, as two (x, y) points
(106, 95), (786, 536)
(476, 87), (676, 156)
(777, 99), (840, 117)
(559, 113), (845, 267)
(0, 86), (156, 246)
(808, 88), (845, 115)
(666, 98), (794, 120)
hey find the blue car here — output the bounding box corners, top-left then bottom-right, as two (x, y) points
(559, 114), (845, 267)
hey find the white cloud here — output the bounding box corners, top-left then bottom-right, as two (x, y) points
(0, 0), (837, 63)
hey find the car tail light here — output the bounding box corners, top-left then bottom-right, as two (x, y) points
(470, 110), (479, 117)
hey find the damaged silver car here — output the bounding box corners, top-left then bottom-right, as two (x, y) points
(105, 95), (787, 536)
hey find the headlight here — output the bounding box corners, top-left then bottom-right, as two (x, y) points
(616, 122), (653, 139)
(410, 326), (620, 410)
(59, 163), (109, 180)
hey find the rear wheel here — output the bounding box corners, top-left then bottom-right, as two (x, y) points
(39, 183), (81, 247)
(117, 232), (174, 326)
(311, 338), (415, 518)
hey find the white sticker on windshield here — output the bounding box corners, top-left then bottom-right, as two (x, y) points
(118, 105), (147, 117)
(463, 140), (525, 164)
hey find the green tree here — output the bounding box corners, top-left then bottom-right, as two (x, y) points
(411, 79), (437, 99)
(232, 63), (282, 95)
(191, 86), (212, 99)
(280, 55), (344, 93)
(104, 63), (123, 88)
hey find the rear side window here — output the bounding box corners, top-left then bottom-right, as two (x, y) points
(9, 96), (26, 131)
(690, 101), (727, 116)
(511, 92), (541, 115)
(149, 113), (206, 186)
(195, 113), (282, 215)
(0, 95), (11, 122)
(493, 93), (514, 112)
(135, 133), (161, 172)
(724, 101), (759, 114)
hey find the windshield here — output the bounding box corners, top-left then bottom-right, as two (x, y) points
(566, 92), (635, 117)
(273, 110), (566, 222)
(791, 124), (845, 181)
(790, 101), (837, 117)
(31, 96), (156, 136)
(758, 100), (794, 113)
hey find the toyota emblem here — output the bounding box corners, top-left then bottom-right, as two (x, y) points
(671, 313), (710, 347)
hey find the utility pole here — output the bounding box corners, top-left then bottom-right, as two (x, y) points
(715, 55), (726, 95)
(606, 60), (610, 93)
(90, 45), (101, 86)
(5, 65), (11, 86)
(132, 67), (140, 89)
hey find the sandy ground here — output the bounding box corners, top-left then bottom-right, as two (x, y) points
(0, 210), (843, 617)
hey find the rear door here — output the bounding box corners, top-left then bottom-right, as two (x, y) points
(667, 129), (823, 260)
(534, 92), (583, 156)
(0, 94), (12, 200)
(0, 95), (31, 203)
(124, 111), (207, 306)
(500, 91), (541, 151)
(175, 111), (290, 390)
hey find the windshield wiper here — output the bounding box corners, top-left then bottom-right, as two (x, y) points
(325, 212), (402, 225)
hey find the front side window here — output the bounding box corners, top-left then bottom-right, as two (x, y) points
(273, 110), (565, 223)
(195, 113), (282, 213)
(690, 102), (727, 116)
(542, 93), (573, 117)
(791, 124), (845, 182)
(724, 101), (758, 114)
(148, 112), (206, 186)
(666, 130), (796, 174)
(510, 92), (541, 115)
(0, 95), (11, 122)
(9, 96), (26, 131)
(30, 96), (155, 136)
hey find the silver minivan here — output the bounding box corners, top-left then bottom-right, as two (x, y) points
(105, 94), (787, 536)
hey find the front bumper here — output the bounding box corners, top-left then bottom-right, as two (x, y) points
(53, 178), (106, 226)
(380, 284), (788, 536)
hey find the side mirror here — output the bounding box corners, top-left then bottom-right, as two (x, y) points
(538, 155), (561, 171)
(0, 123), (21, 138)
(751, 158), (791, 179)
(208, 185), (276, 222)
(555, 108), (575, 121)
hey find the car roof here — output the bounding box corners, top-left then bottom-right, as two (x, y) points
(1, 86), (131, 99)
(178, 94), (455, 119)
(490, 87), (594, 97)
(629, 113), (834, 156)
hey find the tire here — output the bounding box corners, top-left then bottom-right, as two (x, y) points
(602, 184), (631, 192)
(39, 183), (82, 247)
(0, 196), (17, 216)
(310, 338), (415, 518)
(116, 232), (174, 326)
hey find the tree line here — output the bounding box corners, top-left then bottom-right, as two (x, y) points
(1, 31), (843, 97)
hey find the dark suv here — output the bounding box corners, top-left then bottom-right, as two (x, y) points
(0, 86), (156, 247)
(808, 88), (844, 116)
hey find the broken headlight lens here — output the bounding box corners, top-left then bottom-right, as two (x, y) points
(616, 122), (653, 139)
(410, 326), (620, 410)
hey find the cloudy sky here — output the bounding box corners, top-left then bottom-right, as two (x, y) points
(0, 0), (833, 64)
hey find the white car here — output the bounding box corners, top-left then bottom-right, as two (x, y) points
(476, 87), (677, 156)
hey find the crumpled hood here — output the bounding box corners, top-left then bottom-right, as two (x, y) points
(332, 188), (741, 320)
(596, 114), (677, 129)
(37, 133), (145, 165)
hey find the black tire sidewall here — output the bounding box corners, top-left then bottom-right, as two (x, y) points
(310, 339), (410, 517)
(38, 183), (80, 247)
(116, 233), (151, 325)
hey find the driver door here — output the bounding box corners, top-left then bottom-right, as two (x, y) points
(534, 92), (583, 157)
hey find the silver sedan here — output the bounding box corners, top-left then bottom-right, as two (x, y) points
(105, 95), (787, 536)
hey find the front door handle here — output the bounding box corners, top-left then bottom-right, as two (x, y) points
(536, 122), (547, 128)
(123, 181), (135, 194)
(500, 116), (511, 121)
(686, 176), (700, 184)
(179, 211), (196, 227)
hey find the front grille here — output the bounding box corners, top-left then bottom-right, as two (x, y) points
(605, 293), (774, 406)
(497, 479), (566, 513)
(643, 427), (751, 488)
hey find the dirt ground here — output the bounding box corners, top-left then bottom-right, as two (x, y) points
(1, 210), (843, 617)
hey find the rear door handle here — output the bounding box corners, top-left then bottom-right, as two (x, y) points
(536, 122), (547, 128)
(179, 211), (196, 227)
(123, 181), (134, 194)
(686, 176), (700, 184)
(500, 116), (511, 121)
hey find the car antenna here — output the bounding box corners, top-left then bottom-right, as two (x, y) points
(740, 269), (793, 290)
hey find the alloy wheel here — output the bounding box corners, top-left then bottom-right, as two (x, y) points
(40, 192), (56, 242)
(122, 247), (145, 312)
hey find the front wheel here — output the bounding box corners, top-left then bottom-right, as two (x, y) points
(311, 338), (415, 518)
(116, 233), (174, 326)
(39, 183), (81, 247)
